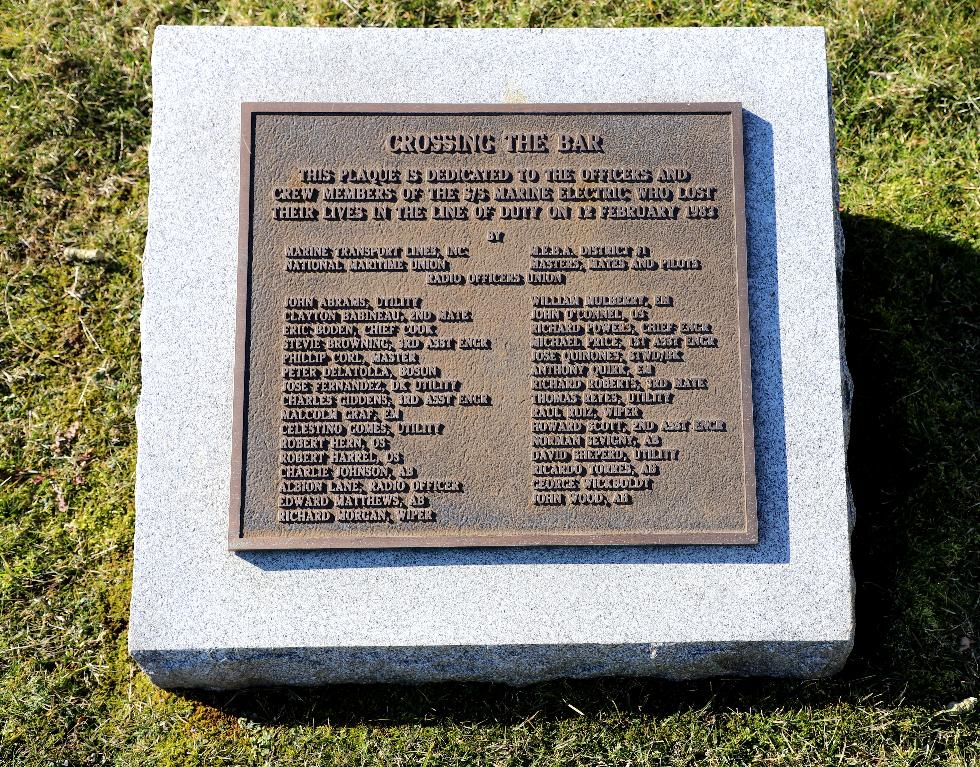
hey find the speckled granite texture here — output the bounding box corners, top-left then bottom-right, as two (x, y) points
(132, 26), (852, 688)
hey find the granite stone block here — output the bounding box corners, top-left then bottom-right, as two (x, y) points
(131, 26), (852, 688)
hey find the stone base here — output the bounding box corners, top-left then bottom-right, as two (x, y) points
(131, 26), (852, 688)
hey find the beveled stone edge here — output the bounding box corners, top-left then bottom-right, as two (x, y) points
(131, 639), (853, 689)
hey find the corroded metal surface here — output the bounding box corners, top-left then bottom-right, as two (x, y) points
(230, 104), (755, 548)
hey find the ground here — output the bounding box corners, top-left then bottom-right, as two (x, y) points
(0, 1), (977, 765)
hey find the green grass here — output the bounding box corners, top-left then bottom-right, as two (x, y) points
(0, 1), (977, 764)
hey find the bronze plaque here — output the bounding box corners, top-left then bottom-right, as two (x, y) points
(230, 104), (756, 549)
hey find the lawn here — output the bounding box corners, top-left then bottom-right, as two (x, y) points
(0, 1), (977, 765)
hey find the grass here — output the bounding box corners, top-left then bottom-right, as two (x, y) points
(0, 0), (977, 764)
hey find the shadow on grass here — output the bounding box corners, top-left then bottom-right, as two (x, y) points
(183, 214), (978, 725)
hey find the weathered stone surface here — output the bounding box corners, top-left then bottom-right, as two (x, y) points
(131, 26), (852, 688)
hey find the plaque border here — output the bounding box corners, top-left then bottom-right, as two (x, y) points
(229, 103), (756, 550)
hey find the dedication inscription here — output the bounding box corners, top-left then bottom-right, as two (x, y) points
(230, 104), (756, 549)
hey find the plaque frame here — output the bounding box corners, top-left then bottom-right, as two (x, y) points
(229, 102), (756, 549)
